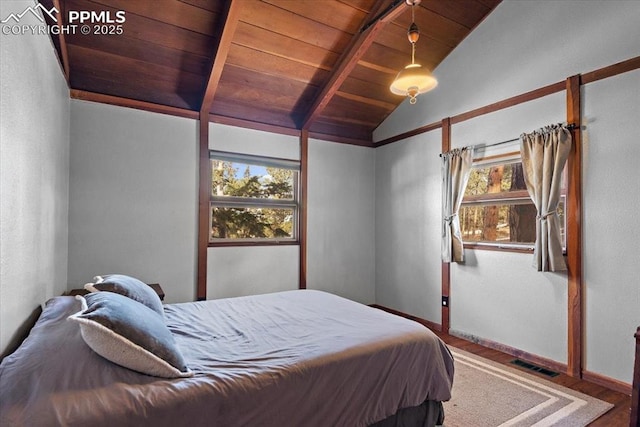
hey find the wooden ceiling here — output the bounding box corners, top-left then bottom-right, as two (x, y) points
(41, 0), (501, 146)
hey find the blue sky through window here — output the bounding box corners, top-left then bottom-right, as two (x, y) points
(234, 164), (268, 179)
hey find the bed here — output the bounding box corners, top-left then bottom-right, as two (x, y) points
(0, 287), (454, 427)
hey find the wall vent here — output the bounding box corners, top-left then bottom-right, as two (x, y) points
(510, 359), (559, 377)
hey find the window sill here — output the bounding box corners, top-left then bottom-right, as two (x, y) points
(464, 243), (568, 256)
(209, 240), (299, 248)
(463, 243), (534, 254)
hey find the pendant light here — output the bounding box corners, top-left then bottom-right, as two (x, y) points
(389, 0), (437, 104)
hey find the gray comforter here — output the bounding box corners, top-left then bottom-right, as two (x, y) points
(0, 289), (454, 426)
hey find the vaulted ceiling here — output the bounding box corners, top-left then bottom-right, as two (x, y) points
(41, 0), (501, 145)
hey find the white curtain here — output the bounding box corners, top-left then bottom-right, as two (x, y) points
(441, 147), (473, 263)
(520, 124), (572, 272)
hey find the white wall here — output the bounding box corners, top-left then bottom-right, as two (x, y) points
(67, 116), (376, 304)
(582, 69), (640, 382)
(207, 126), (376, 303)
(374, 0), (640, 383)
(207, 246), (299, 299)
(68, 101), (198, 303)
(207, 123), (300, 299)
(449, 93), (569, 363)
(0, 1), (70, 354)
(209, 123), (300, 160)
(375, 132), (442, 322)
(207, 127), (376, 303)
(375, 0), (640, 142)
(307, 140), (375, 304)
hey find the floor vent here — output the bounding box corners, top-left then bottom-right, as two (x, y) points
(510, 359), (559, 377)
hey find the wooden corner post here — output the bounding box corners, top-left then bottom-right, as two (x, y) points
(195, 0), (242, 301)
(196, 117), (210, 301)
(566, 74), (583, 378)
(441, 117), (451, 333)
(299, 131), (309, 289)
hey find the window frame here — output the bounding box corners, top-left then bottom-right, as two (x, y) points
(208, 150), (300, 247)
(460, 150), (567, 253)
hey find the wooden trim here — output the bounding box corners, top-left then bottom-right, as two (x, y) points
(371, 305), (631, 400)
(51, 0), (69, 85)
(209, 241), (299, 248)
(581, 55), (640, 85)
(449, 329), (569, 375)
(195, 0), (242, 301)
(308, 132), (374, 147)
(301, 0), (406, 130)
(369, 304), (442, 333)
(582, 370), (632, 396)
(368, 55), (640, 388)
(299, 131), (309, 289)
(196, 116), (210, 301)
(374, 55), (639, 149)
(375, 80), (565, 147)
(375, 121), (442, 147)
(451, 81), (566, 125)
(566, 74), (583, 378)
(70, 90), (199, 119)
(441, 117), (451, 334)
(199, 0), (241, 115)
(207, 115), (374, 146)
(369, 304), (631, 397)
(441, 263), (450, 332)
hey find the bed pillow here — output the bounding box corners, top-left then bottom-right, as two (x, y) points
(69, 292), (193, 379)
(84, 274), (164, 318)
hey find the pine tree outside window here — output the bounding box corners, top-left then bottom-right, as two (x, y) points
(209, 151), (300, 245)
(459, 151), (567, 251)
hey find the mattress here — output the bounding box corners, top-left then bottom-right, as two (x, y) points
(0, 289), (454, 426)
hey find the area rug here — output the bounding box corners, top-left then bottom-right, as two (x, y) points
(442, 349), (613, 427)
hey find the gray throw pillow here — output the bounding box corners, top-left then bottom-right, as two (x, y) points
(84, 274), (164, 318)
(69, 292), (193, 378)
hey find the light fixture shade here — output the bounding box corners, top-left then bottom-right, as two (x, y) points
(389, 63), (438, 104)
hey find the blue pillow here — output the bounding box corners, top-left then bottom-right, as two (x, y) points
(84, 274), (164, 318)
(69, 292), (192, 378)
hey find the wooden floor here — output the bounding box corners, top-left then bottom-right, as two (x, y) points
(436, 331), (631, 426)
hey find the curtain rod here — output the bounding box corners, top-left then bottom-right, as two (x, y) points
(439, 123), (578, 157)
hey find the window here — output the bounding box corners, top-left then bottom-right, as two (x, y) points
(460, 152), (566, 251)
(209, 151), (300, 245)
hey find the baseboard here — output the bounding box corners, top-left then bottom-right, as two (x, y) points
(369, 304), (442, 332)
(451, 330), (633, 395)
(370, 305), (633, 396)
(449, 329), (568, 375)
(583, 370), (632, 395)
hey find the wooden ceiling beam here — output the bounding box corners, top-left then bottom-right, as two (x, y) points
(51, 0), (70, 85)
(197, 0), (241, 301)
(199, 0), (242, 115)
(301, 0), (407, 131)
(70, 89), (199, 119)
(335, 90), (397, 110)
(308, 131), (374, 148)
